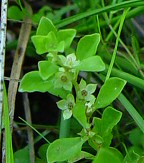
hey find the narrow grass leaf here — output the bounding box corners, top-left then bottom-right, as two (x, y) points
(19, 117), (50, 144)
(118, 93), (144, 134)
(56, 0), (144, 28)
(3, 83), (14, 163)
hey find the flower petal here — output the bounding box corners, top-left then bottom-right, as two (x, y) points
(63, 109), (72, 120)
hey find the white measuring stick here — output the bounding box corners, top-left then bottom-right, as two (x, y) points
(0, 0), (8, 128)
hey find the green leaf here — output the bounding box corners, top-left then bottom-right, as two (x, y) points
(36, 17), (57, 35)
(19, 71), (69, 98)
(47, 137), (84, 163)
(102, 132), (113, 148)
(76, 56), (105, 72)
(91, 108), (122, 149)
(38, 144), (49, 161)
(92, 117), (102, 134)
(73, 102), (90, 129)
(3, 84), (14, 163)
(76, 33), (100, 60)
(123, 148), (141, 163)
(129, 128), (144, 147)
(32, 32), (65, 54)
(92, 147), (123, 163)
(95, 77), (126, 109)
(19, 71), (53, 92)
(14, 147), (30, 163)
(38, 61), (59, 80)
(31, 35), (50, 54)
(88, 134), (104, 151)
(8, 6), (23, 20)
(57, 29), (76, 49)
(138, 156), (144, 163)
(101, 107), (122, 135)
(32, 6), (52, 24)
(69, 151), (95, 162)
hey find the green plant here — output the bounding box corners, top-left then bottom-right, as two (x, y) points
(19, 17), (126, 162)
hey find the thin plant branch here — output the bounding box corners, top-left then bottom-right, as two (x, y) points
(22, 93), (35, 163)
(8, 0), (32, 132)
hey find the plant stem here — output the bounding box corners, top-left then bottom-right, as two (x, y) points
(59, 111), (71, 138)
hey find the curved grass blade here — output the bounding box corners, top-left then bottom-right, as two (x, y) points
(56, 0), (144, 28)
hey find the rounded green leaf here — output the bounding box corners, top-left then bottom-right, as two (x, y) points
(76, 33), (100, 60)
(76, 56), (105, 72)
(69, 151), (94, 162)
(32, 6), (52, 23)
(36, 17), (57, 35)
(19, 71), (52, 92)
(14, 147), (30, 163)
(38, 144), (49, 161)
(19, 71), (69, 98)
(128, 128), (144, 147)
(95, 77), (126, 109)
(8, 6), (23, 20)
(38, 61), (59, 80)
(31, 35), (51, 54)
(32, 32), (64, 54)
(101, 107), (122, 134)
(92, 147), (123, 163)
(57, 29), (76, 49)
(47, 137), (84, 163)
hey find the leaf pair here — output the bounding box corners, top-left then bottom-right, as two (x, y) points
(32, 17), (76, 54)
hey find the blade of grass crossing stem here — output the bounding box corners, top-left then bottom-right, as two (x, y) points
(105, 8), (130, 81)
(118, 93), (144, 134)
(19, 117), (50, 144)
(3, 83), (14, 163)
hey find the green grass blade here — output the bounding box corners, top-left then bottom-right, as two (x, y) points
(118, 93), (144, 133)
(76, 6), (144, 32)
(105, 8), (130, 81)
(56, 0), (144, 28)
(19, 117), (50, 144)
(3, 83), (14, 163)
